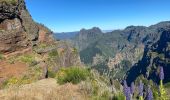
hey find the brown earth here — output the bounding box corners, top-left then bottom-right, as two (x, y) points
(0, 60), (28, 81)
(3, 47), (32, 58)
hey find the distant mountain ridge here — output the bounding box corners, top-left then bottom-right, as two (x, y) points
(54, 31), (79, 40)
(54, 28), (113, 40)
(54, 21), (170, 81)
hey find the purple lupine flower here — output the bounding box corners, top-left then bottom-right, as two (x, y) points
(130, 82), (135, 94)
(126, 87), (131, 100)
(124, 80), (128, 88)
(138, 80), (144, 96)
(159, 67), (164, 80)
(123, 80), (131, 100)
(123, 80), (128, 95)
(147, 86), (153, 100)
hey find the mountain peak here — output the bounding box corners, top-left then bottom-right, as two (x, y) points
(79, 27), (102, 34)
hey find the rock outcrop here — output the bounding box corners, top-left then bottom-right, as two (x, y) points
(0, 0), (82, 86)
(72, 27), (103, 51)
(0, 0), (53, 55)
(126, 28), (170, 85)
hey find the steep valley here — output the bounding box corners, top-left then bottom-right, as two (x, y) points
(57, 21), (170, 81)
(0, 0), (170, 99)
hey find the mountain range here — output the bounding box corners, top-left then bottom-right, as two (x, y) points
(0, 0), (170, 99)
(56, 21), (170, 83)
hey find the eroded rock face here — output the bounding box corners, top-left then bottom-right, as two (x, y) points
(37, 24), (54, 43)
(0, 18), (21, 30)
(38, 61), (48, 79)
(0, 0), (53, 54)
(0, 18), (29, 53)
(0, 1), (19, 22)
(126, 29), (170, 85)
(0, 0), (32, 53)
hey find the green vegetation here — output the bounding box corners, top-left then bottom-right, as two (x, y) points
(37, 43), (48, 49)
(1, 76), (32, 88)
(0, 0), (17, 5)
(0, 52), (3, 60)
(164, 82), (170, 88)
(6, 53), (38, 66)
(150, 51), (165, 60)
(112, 93), (125, 100)
(1, 64), (42, 89)
(79, 70), (111, 99)
(18, 54), (35, 64)
(56, 67), (90, 84)
(48, 50), (58, 57)
(80, 45), (102, 64)
(48, 70), (56, 78)
(159, 80), (168, 100)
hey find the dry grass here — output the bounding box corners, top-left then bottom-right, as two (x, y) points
(0, 78), (88, 100)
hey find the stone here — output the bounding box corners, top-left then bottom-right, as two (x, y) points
(39, 61), (48, 79)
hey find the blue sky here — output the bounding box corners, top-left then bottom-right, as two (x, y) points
(25, 0), (170, 32)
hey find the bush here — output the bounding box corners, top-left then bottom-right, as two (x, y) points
(56, 67), (90, 84)
(1, 75), (35, 88)
(0, 52), (3, 60)
(164, 82), (170, 88)
(2, 77), (18, 88)
(48, 50), (58, 57)
(48, 70), (56, 78)
(112, 93), (125, 100)
(18, 55), (35, 64)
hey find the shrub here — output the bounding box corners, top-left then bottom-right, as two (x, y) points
(1, 76), (33, 88)
(18, 55), (35, 64)
(48, 50), (58, 57)
(56, 67), (90, 84)
(112, 92), (125, 100)
(2, 77), (18, 88)
(48, 70), (56, 78)
(38, 43), (48, 49)
(164, 82), (170, 88)
(100, 90), (110, 100)
(7, 57), (16, 64)
(0, 52), (3, 60)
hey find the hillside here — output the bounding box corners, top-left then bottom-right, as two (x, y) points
(56, 21), (169, 80)
(0, 78), (87, 100)
(0, 0), (81, 88)
(0, 0), (170, 99)
(127, 28), (170, 85)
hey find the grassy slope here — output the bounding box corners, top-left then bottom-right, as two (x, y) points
(0, 78), (88, 100)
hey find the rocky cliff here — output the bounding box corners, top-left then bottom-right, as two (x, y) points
(126, 25), (170, 85)
(72, 27), (103, 51)
(0, 0), (81, 85)
(0, 0), (53, 55)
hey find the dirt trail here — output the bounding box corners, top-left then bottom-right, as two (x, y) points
(4, 48), (32, 58)
(0, 78), (88, 100)
(0, 61), (28, 82)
